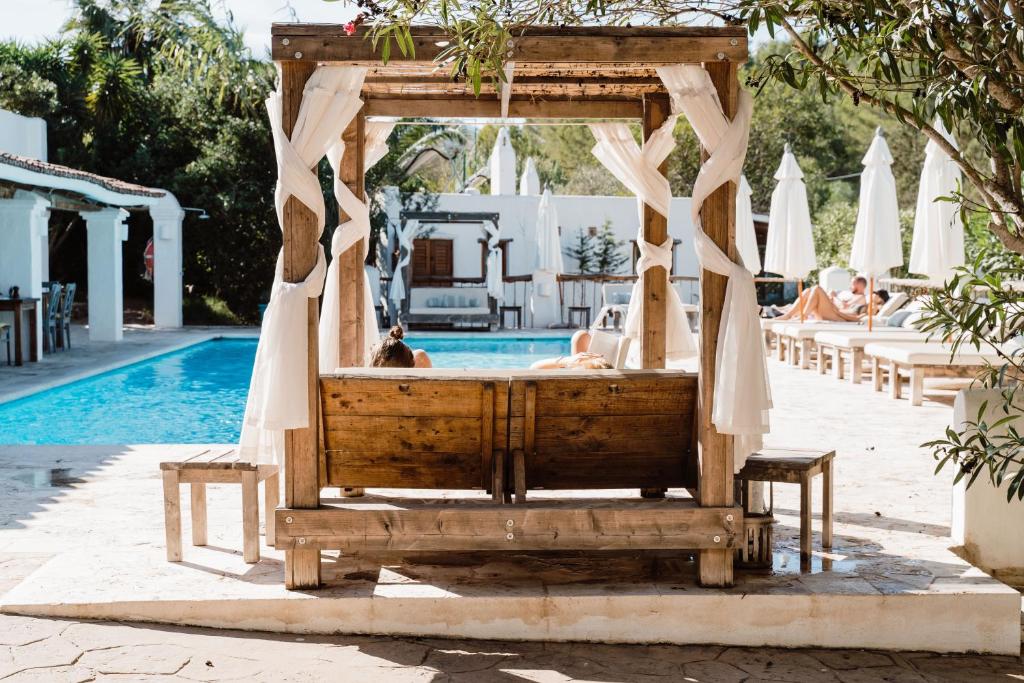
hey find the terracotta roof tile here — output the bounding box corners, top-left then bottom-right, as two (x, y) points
(0, 151), (164, 200)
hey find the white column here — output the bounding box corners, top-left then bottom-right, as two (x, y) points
(149, 193), (184, 328)
(84, 207), (129, 342)
(0, 190), (50, 358)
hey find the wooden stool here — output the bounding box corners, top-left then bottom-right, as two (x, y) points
(499, 305), (523, 329)
(738, 448), (835, 560)
(160, 447), (279, 563)
(567, 306), (591, 328)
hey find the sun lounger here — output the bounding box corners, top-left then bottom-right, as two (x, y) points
(864, 342), (1005, 406)
(595, 283), (697, 332)
(774, 322), (863, 368)
(761, 291), (913, 362)
(815, 329), (929, 383)
(587, 329), (632, 369)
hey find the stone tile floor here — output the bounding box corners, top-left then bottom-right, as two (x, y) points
(0, 614), (1021, 681)
(0, 330), (1022, 680)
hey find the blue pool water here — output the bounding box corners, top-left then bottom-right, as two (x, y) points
(0, 335), (570, 444)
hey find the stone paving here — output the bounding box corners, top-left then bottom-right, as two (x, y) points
(0, 614), (1021, 681)
(0, 332), (1022, 679)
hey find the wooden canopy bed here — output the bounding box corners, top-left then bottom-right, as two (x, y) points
(267, 23), (749, 590)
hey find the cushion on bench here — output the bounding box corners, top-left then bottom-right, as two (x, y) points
(863, 342), (1000, 366)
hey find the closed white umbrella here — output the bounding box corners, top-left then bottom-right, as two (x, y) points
(735, 175), (761, 275)
(520, 156), (541, 196)
(484, 218), (504, 302)
(910, 118), (963, 281)
(850, 128), (903, 330)
(763, 144), (816, 320)
(490, 126), (517, 195)
(531, 189), (563, 326)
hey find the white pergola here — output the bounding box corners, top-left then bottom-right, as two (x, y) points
(0, 148), (184, 352)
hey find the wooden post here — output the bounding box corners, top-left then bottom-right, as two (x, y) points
(339, 111), (367, 367)
(797, 279), (805, 323)
(640, 95), (670, 370)
(698, 62), (738, 587)
(280, 61), (322, 589)
(867, 276), (874, 332)
(639, 94), (670, 499)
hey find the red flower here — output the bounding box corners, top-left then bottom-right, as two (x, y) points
(344, 21), (357, 36)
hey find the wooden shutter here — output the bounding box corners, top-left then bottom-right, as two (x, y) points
(431, 240), (453, 283)
(412, 239), (431, 285)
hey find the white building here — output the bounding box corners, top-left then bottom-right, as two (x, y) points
(0, 108), (184, 359)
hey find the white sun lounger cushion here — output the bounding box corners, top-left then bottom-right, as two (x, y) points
(863, 342), (1000, 366)
(875, 291), (909, 318)
(780, 322), (866, 340)
(814, 329), (928, 348)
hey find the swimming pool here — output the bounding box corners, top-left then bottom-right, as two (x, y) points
(0, 335), (570, 444)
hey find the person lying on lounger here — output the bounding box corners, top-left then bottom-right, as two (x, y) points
(530, 329), (613, 369)
(369, 326), (432, 368)
(765, 276), (868, 319)
(774, 285), (890, 322)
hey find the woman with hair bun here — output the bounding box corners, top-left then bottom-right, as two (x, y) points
(369, 326), (432, 368)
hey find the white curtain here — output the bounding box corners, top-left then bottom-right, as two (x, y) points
(589, 122), (697, 360)
(656, 64), (771, 471)
(239, 66), (363, 465)
(485, 219), (504, 302)
(319, 118), (395, 373)
(735, 175), (761, 275)
(389, 219), (418, 307)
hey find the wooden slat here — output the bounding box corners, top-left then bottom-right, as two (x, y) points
(480, 382), (494, 488)
(641, 94), (670, 369)
(271, 28), (747, 65)
(325, 451), (483, 489)
(338, 111), (366, 367)
(321, 376), (498, 417)
(697, 61), (738, 589)
(513, 373), (697, 417)
(280, 59), (321, 590)
(275, 502), (740, 552)
(524, 453), (689, 490)
(363, 97), (644, 119)
(274, 24), (748, 38)
(534, 414), (688, 454)
(323, 415), (482, 453)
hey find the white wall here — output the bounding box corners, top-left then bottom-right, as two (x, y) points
(417, 192), (697, 279)
(388, 191), (700, 325)
(0, 109), (47, 161)
(951, 388), (1024, 581)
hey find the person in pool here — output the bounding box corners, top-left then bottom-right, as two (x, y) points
(369, 326), (432, 368)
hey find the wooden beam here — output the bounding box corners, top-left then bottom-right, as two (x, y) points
(338, 111), (366, 368)
(364, 96), (644, 119)
(640, 95), (670, 370)
(279, 60), (322, 590)
(698, 61), (739, 588)
(500, 62), (514, 118)
(275, 502), (740, 552)
(271, 25), (748, 65)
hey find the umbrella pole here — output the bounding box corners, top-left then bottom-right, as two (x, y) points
(867, 276), (874, 332)
(798, 279), (805, 323)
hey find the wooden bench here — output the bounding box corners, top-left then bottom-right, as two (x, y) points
(273, 369), (738, 563)
(161, 447), (279, 563)
(737, 448), (835, 560)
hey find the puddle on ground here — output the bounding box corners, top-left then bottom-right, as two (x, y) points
(771, 548), (864, 575)
(8, 467), (86, 488)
